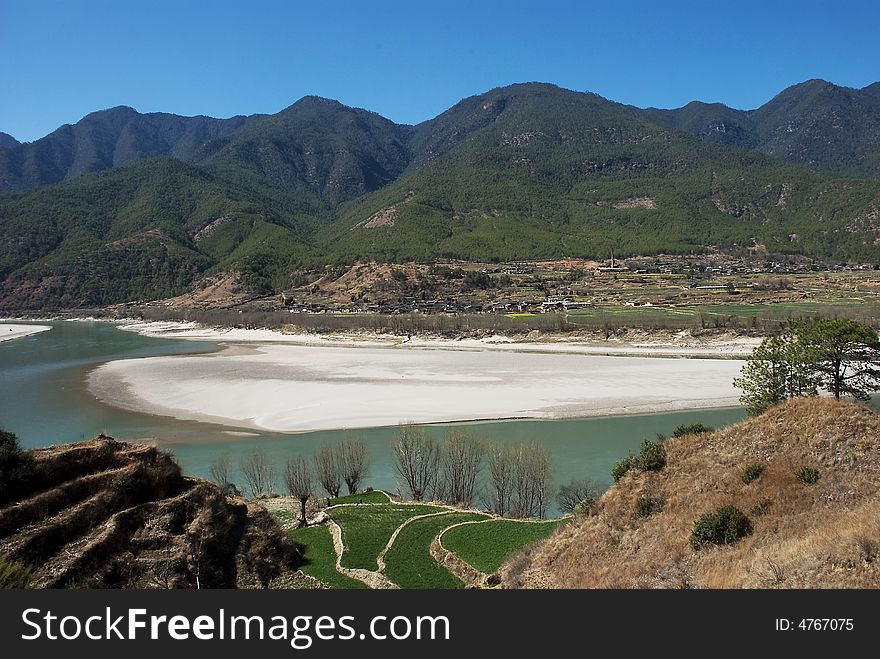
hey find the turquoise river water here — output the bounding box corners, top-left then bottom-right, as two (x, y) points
(0, 321), (746, 510)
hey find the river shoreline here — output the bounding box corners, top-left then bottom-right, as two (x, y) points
(87, 321), (748, 434)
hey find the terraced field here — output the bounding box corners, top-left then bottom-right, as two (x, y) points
(0, 437), (299, 588)
(440, 519), (566, 574)
(273, 493), (566, 589)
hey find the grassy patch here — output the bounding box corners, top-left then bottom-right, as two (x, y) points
(331, 504), (445, 570)
(329, 491), (389, 506)
(442, 519), (565, 574)
(289, 525), (368, 589)
(383, 512), (489, 589)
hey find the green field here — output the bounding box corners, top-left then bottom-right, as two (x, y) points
(290, 524), (368, 589)
(331, 504), (445, 570)
(382, 512), (489, 589)
(329, 491), (390, 505)
(441, 519), (566, 574)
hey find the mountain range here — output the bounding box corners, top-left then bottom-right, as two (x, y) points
(2, 79), (880, 309)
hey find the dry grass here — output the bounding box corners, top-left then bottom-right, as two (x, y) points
(504, 398), (880, 589)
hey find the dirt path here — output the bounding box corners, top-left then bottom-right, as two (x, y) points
(326, 520), (398, 589)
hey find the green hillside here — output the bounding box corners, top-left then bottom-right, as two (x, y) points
(328, 84), (880, 263)
(2, 81), (880, 309)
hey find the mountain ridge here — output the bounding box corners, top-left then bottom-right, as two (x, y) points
(3, 80), (880, 309)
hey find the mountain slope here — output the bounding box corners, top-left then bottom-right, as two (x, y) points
(325, 83), (880, 263)
(644, 79), (880, 176)
(198, 96), (414, 215)
(0, 132), (19, 150)
(504, 398), (880, 589)
(0, 157), (313, 308)
(0, 106), (250, 193)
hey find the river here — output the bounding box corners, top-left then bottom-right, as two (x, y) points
(0, 321), (746, 510)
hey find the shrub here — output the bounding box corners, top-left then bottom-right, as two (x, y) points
(638, 439), (666, 472)
(741, 464), (765, 484)
(0, 429), (32, 504)
(635, 496), (664, 518)
(750, 498), (773, 517)
(611, 455), (637, 482)
(672, 423), (714, 438)
(795, 466), (820, 485)
(0, 557), (32, 589)
(690, 506), (753, 550)
(573, 497), (597, 518)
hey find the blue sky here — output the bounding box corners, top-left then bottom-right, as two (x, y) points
(1, 0), (878, 142)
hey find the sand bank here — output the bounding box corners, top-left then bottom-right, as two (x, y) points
(117, 320), (761, 358)
(0, 323), (52, 342)
(89, 340), (746, 433)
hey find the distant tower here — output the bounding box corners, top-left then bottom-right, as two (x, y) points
(610, 247), (615, 269)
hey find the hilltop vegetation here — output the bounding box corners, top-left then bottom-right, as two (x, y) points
(502, 398), (880, 588)
(3, 80), (880, 309)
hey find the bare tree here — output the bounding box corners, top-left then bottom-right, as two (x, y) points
(511, 443), (553, 519)
(240, 450), (275, 498)
(284, 456), (314, 526)
(314, 444), (341, 498)
(556, 478), (604, 515)
(391, 425), (440, 501)
(487, 444), (515, 516)
(337, 436), (371, 495)
(437, 429), (484, 506)
(209, 455), (231, 487)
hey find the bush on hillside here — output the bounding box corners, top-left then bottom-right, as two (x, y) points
(0, 556), (32, 589)
(741, 464), (765, 484)
(572, 497), (597, 518)
(638, 439), (667, 472)
(795, 466), (820, 485)
(611, 455), (637, 482)
(634, 496), (664, 518)
(672, 423), (714, 438)
(690, 506), (753, 550)
(0, 429), (32, 505)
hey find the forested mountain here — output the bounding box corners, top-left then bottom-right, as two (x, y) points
(331, 83), (880, 264)
(2, 80), (880, 309)
(0, 107), (250, 192)
(643, 80), (880, 176)
(0, 132), (19, 149)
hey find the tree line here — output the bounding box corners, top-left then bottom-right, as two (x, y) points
(208, 426), (556, 525)
(735, 318), (880, 415)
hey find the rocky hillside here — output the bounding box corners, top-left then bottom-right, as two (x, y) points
(0, 436), (300, 588)
(504, 398), (880, 588)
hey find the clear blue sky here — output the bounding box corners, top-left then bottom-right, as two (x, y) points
(1, 0), (878, 142)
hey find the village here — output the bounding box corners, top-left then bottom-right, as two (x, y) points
(266, 250), (879, 317)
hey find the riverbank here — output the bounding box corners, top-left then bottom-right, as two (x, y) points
(115, 319), (762, 358)
(88, 326), (747, 433)
(0, 323), (52, 342)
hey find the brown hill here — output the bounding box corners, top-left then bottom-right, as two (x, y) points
(504, 398), (880, 588)
(0, 436), (300, 588)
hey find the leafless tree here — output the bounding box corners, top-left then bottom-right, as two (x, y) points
(556, 479), (604, 514)
(284, 456), (314, 526)
(487, 444), (515, 516)
(209, 455), (231, 487)
(487, 442), (553, 518)
(436, 429), (484, 506)
(391, 425), (440, 501)
(240, 450), (275, 498)
(337, 436), (371, 494)
(510, 443), (553, 519)
(314, 444), (341, 498)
